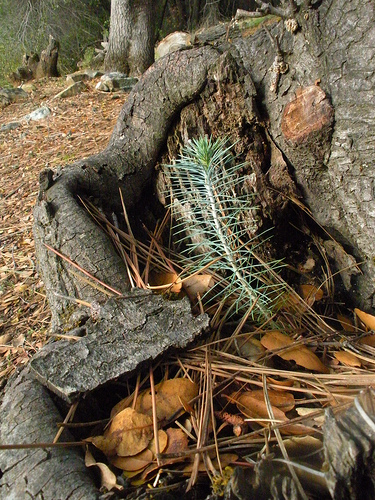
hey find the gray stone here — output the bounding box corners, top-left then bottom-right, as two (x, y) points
(0, 87), (28, 107)
(155, 31), (191, 60)
(21, 82), (37, 93)
(84, 69), (104, 79)
(30, 289), (209, 402)
(95, 72), (138, 92)
(66, 72), (91, 85)
(0, 121), (21, 132)
(22, 106), (51, 122)
(65, 70), (103, 86)
(53, 81), (87, 99)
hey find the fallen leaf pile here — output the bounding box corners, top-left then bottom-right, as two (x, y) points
(72, 182), (375, 497)
(86, 378), (202, 484)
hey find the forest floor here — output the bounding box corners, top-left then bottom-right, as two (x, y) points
(0, 77), (128, 388)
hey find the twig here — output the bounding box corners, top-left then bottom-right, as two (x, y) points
(4, 182), (26, 199)
(262, 374), (309, 500)
(0, 441), (85, 450)
(149, 366), (161, 467)
(53, 401), (79, 443)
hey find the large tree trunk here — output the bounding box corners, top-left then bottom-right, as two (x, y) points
(104, 0), (155, 75)
(2, 0), (375, 498)
(34, 0), (375, 328)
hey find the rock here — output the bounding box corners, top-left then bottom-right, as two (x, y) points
(66, 69), (103, 86)
(66, 72), (91, 85)
(85, 69), (104, 79)
(30, 289), (209, 402)
(21, 82), (37, 93)
(0, 122), (21, 132)
(0, 87), (28, 107)
(155, 31), (191, 60)
(95, 72), (138, 92)
(22, 106), (51, 122)
(53, 81), (87, 99)
(0, 106), (50, 133)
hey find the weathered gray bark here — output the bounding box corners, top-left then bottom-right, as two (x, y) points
(30, 290), (209, 403)
(324, 389), (375, 499)
(34, 45), (222, 332)
(0, 367), (99, 500)
(104, 0), (155, 76)
(233, 0), (375, 310)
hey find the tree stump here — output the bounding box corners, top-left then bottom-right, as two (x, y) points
(8, 35), (59, 84)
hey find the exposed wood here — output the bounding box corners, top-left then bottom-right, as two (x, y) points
(281, 85), (334, 143)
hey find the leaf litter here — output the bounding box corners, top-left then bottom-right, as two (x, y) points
(0, 77), (128, 385)
(3, 84), (375, 498)
(64, 194), (375, 498)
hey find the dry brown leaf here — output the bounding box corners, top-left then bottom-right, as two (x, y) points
(148, 429), (168, 456)
(355, 308), (375, 331)
(234, 392), (315, 435)
(182, 274), (214, 299)
(110, 393), (134, 419)
(164, 427), (189, 455)
(267, 377), (295, 388)
(12, 334), (25, 347)
(283, 435), (323, 456)
(337, 313), (356, 332)
(235, 392), (288, 423)
(148, 270), (182, 293)
(121, 469), (143, 479)
(137, 428), (189, 483)
(243, 389), (295, 412)
(295, 408), (325, 425)
(359, 334), (375, 347)
(260, 331), (329, 374)
(85, 448), (124, 491)
(137, 427), (190, 483)
(89, 407), (153, 457)
(235, 336), (266, 361)
(0, 333), (11, 345)
(135, 378), (198, 421)
(299, 284), (324, 305)
(333, 350), (361, 367)
(110, 448), (153, 472)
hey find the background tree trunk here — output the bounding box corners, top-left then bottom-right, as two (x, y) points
(104, 0), (155, 75)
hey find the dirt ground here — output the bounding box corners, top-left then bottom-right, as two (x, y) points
(0, 77), (128, 387)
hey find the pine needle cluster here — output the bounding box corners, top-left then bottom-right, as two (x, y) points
(164, 136), (285, 323)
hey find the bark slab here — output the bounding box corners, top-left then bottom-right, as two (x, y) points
(30, 290), (209, 403)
